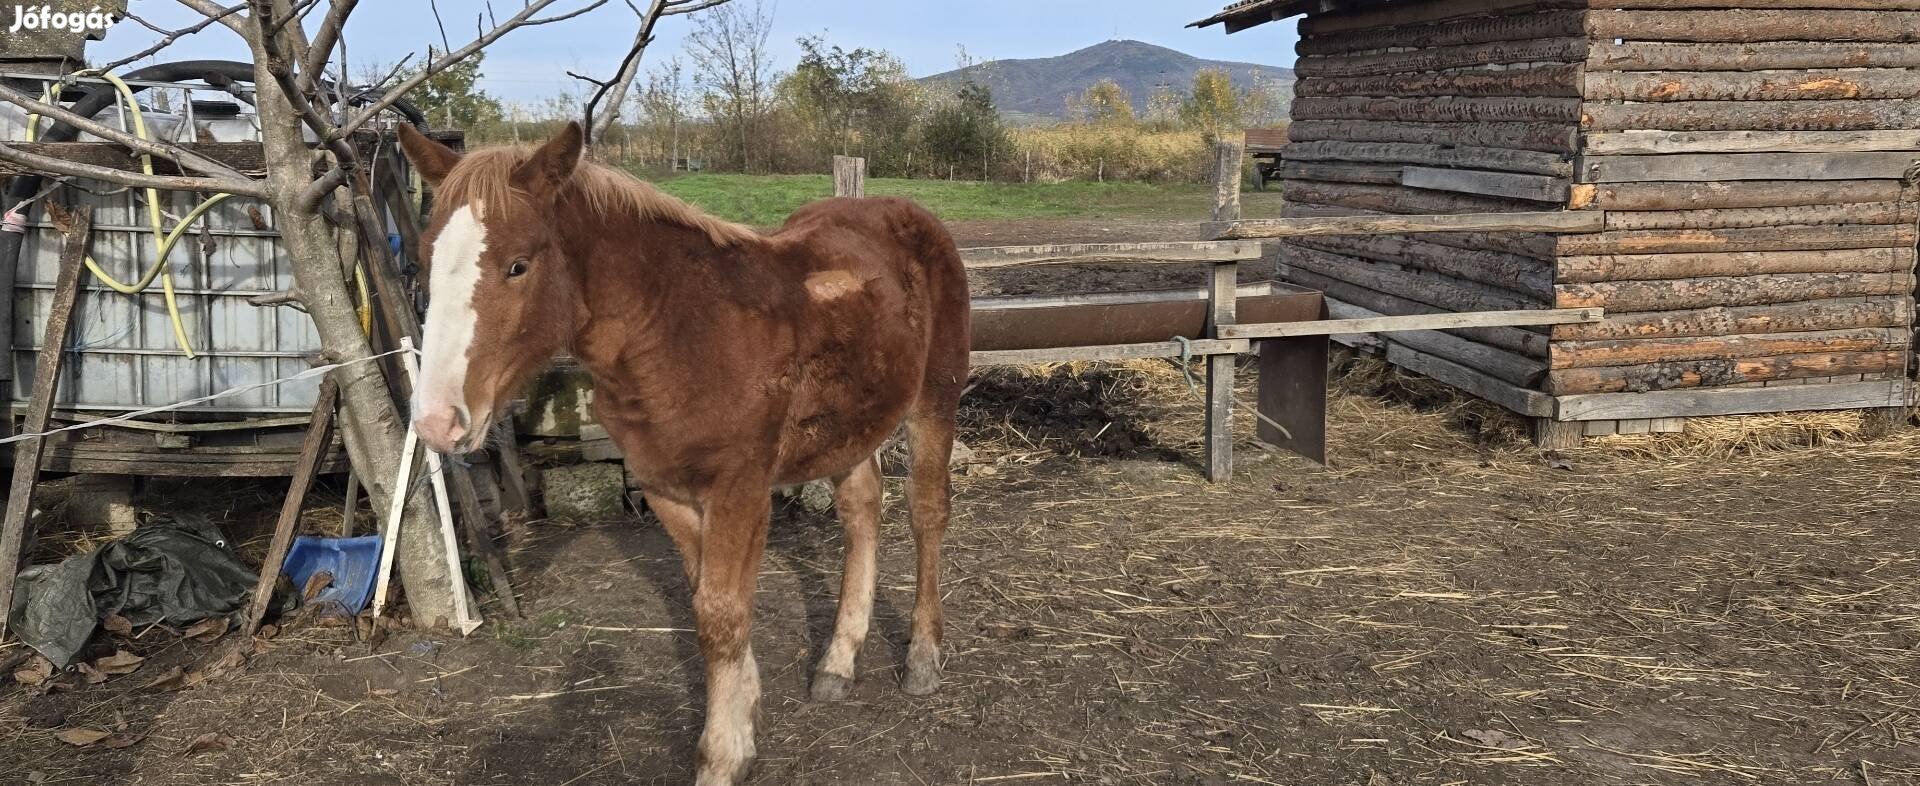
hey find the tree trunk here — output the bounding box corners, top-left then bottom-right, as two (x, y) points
(248, 34), (457, 625)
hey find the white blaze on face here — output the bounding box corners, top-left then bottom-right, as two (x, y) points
(414, 202), (488, 422)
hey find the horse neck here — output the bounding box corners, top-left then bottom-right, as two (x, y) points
(560, 203), (749, 373)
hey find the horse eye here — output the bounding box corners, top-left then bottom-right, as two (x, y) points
(506, 260), (529, 278)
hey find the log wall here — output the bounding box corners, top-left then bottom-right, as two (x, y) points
(1277, 0), (1919, 412)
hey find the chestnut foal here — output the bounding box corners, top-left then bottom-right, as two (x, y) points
(398, 121), (970, 784)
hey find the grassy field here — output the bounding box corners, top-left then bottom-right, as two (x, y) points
(641, 171), (1280, 225)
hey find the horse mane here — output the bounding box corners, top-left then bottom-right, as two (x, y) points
(435, 145), (759, 247)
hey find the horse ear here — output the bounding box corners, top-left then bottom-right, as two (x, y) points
(397, 123), (461, 186)
(511, 121), (585, 201)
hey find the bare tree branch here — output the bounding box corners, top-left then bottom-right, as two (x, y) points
(176, 0), (253, 35)
(582, 0), (729, 144)
(88, 6), (248, 76)
(338, 0), (607, 138)
(0, 143), (268, 198)
(300, 0), (361, 94)
(0, 82), (259, 184)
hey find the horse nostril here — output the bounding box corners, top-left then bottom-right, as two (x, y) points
(453, 405), (471, 431)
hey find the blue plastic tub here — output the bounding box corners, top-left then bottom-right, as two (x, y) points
(281, 535), (382, 616)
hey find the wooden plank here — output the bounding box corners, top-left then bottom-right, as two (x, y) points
(1282, 268), (1552, 357)
(1298, 63), (1584, 99)
(1584, 99), (1920, 132)
(1570, 180), (1905, 210)
(243, 378), (339, 636)
(1296, 38), (1587, 78)
(1588, 41), (1920, 72)
(1301, 10), (1585, 54)
(1290, 95), (1583, 125)
(1554, 380), (1909, 421)
(0, 206), (89, 639)
(1222, 307), (1601, 340)
(1551, 298), (1914, 342)
(1212, 210), (1601, 240)
(1585, 69), (1920, 102)
(1320, 299), (1547, 388)
(1581, 152), (1920, 183)
(1255, 334), (1329, 465)
(1558, 248), (1914, 283)
(448, 447), (520, 618)
(1557, 272), (1914, 312)
(969, 339), (1249, 366)
(1586, 10), (1920, 44)
(1204, 261), (1238, 483)
(960, 241), (1263, 268)
(1584, 130), (1920, 156)
(1386, 343), (1554, 416)
(1279, 161), (1404, 185)
(1284, 140), (1573, 177)
(1302, 0), (1583, 35)
(1550, 327), (1908, 369)
(1285, 119), (1577, 156)
(1286, 179), (1553, 217)
(1547, 351), (1904, 395)
(1553, 224), (1916, 256)
(1602, 202), (1912, 231)
(1286, 233), (1554, 297)
(1401, 166), (1570, 203)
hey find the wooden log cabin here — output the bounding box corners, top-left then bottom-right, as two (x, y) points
(1194, 0), (1920, 444)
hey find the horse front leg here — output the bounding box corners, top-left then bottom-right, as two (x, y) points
(691, 482), (771, 786)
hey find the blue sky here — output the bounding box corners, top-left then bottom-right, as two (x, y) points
(94, 1), (1301, 106)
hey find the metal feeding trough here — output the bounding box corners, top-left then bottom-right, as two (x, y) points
(970, 281), (1330, 464)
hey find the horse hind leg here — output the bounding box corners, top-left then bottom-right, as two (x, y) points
(811, 455), (881, 701)
(901, 387), (959, 696)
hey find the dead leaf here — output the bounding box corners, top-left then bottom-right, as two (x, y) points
(77, 663), (108, 685)
(141, 666), (186, 692)
(13, 656), (53, 686)
(103, 614), (133, 636)
(1541, 450), (1575, 471)
(185, 617), (229, 642)
(54, 728), (112, 747)
(93, 650), (144, 675)
(101, 733), (144, 749)
(302, 570), (335, 602)
(182, 732), (232, 756)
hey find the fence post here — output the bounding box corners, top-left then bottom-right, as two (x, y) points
(833, 155), (866, 197)
(1212, 138), (1245, 222)
(1204, 257), (1238, 484)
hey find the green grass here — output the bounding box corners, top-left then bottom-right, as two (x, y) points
(642, 171), (1236, 226)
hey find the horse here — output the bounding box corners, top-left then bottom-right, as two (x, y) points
(397, 121), (971, 785)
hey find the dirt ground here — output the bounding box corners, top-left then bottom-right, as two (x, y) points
(5, 217), (1920, 785)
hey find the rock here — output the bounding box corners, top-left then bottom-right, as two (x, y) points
(797, 480), (835, 514)
(540, 463), (627, 522)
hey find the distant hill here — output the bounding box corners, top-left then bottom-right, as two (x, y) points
(921, 40), (1294, 124)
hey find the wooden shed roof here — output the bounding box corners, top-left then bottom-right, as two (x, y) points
(1189, 0), (1328, 33)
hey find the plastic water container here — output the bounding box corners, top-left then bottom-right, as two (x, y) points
(281, 535), (382, 616)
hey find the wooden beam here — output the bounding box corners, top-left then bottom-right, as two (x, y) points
(960, 241), (1263, 268)
(1580, 152), (1920, 183)
(1584, 130), (1920, 156)
(1210, 210), (1602, 240)
(832, 155), (865, 198)
(1221, 307), (1602, 339)
(1554, 380), (1909, 421)
(1401, 166), (1570, 203)
(1213, 140), (1245, 223)
(243, 378), (339, 636)
(969, 339), (1248, 366)
(0, 141), (268, 178)
(1385, 343), (1554, 416)
(1204, 261), (1238, 483)
(0, 206), (89, 639)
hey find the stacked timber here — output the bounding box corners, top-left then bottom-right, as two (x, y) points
(1278, 0), (1920, 413)
(1563, 5), (1919, 398)
(1281, 0), (1587, 392)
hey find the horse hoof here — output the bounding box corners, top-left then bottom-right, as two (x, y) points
(901, 661), (941, 696)
(811, 671), (854, 702)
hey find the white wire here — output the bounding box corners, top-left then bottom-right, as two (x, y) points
(0, 347), (416, 446)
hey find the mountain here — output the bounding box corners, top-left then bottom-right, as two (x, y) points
(921, 40), (1294, 124)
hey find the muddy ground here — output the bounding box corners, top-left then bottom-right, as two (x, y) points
(4, 216), (1919, 785)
